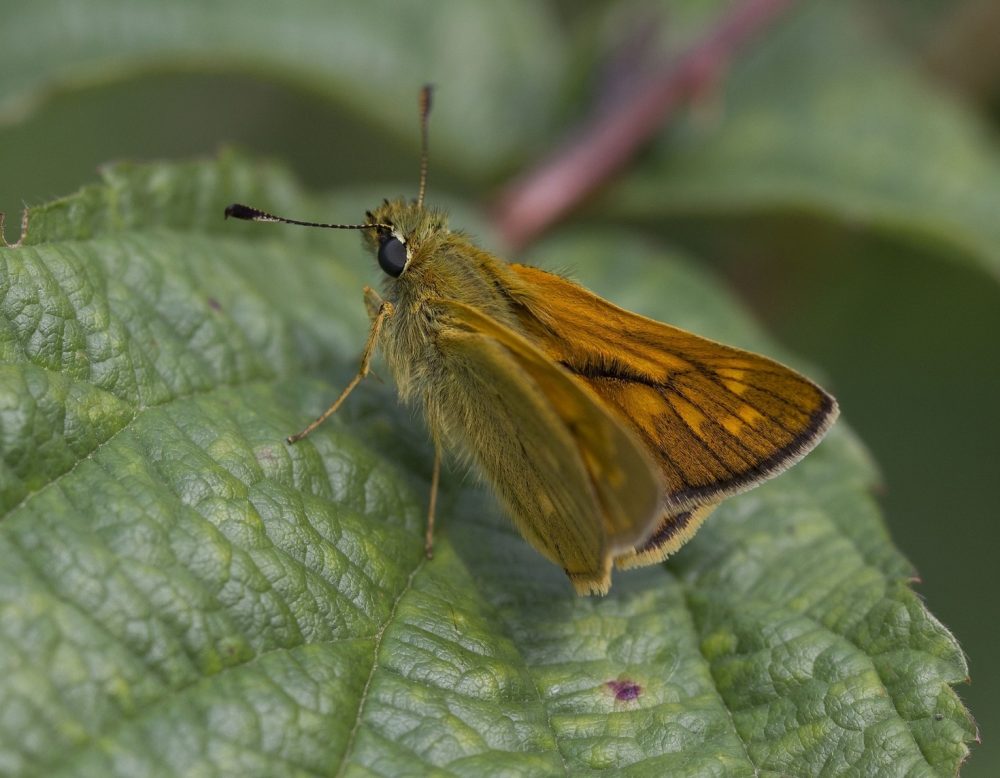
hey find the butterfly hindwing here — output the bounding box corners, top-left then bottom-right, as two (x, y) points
(614, 503), (718, 570)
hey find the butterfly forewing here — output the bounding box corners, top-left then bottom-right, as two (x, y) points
(508, 264), (839, 515)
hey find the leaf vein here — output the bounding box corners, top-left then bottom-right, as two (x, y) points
(335, 555), (427, 776)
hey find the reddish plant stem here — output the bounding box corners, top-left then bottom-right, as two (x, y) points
(491, 0), (799, 252)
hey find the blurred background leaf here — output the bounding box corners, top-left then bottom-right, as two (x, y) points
(1, 0), (994, 773)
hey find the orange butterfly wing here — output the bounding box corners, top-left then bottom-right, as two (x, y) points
(434, 298), (664, 594)
(507, 264), (838, 563)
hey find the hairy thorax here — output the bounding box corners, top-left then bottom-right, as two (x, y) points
(377, 244), (526, 454)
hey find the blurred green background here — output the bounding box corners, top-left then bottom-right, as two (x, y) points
(1, 1), (996, 773)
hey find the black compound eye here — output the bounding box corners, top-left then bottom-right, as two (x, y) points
(377, 236), (408, 277)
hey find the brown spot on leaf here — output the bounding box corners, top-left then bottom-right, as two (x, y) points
(606, 679), (641, 701)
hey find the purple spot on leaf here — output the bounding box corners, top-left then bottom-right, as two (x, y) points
(207, 297), (222, 311)
(606, 680), (641, 701)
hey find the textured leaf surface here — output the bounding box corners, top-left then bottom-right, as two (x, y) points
(0, 156), (974, 776)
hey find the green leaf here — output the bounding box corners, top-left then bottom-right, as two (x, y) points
(603, 2), (1000, 282)
(0, 156), (974, 776)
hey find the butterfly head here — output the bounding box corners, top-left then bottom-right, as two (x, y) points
(362, 198), (450, 280)
(223, 87), (448, 286)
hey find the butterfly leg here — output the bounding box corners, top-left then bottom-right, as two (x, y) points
(361, 286), (390, 384)
(363, 285), (384, 319)
(424, 442), (441, 559)
(286, 299), (394, 444)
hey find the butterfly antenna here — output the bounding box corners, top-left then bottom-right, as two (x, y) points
(224, 203), (390, 231)
(417, 84), (433, 209)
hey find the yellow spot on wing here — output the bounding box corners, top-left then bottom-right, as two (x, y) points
(722, 416), (745, 436)
(672, 395), (708, 435)
(718, 368), (748, 396)
(721, 405), (762, 437)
